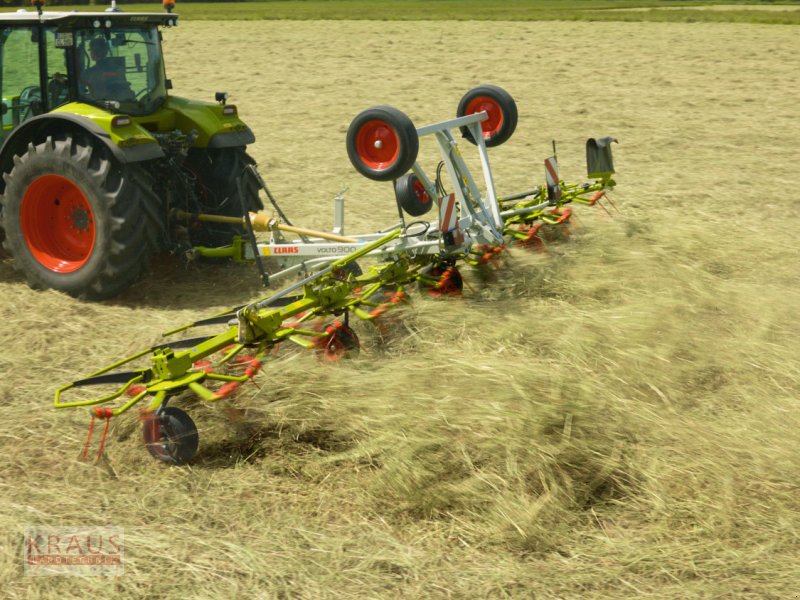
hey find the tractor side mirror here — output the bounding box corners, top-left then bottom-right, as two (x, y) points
(586, 137), (617, 180)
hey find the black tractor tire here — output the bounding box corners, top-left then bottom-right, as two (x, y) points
(0, 135), (164, 300)
(185, 147), (263, 247)
(457, 84), (518, 148)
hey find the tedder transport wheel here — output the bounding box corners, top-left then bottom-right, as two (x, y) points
(185, 147), (263, 247)
(143, 407), (199, 465)
(457, 84), (518, 148)
(346, 106), (419, 182)
(394, 173), (433, 217)
(0, 135), (163, 300)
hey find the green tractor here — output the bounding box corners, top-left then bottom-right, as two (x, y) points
(0, 4), (261, 299)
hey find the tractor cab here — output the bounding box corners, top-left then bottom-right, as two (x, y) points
(0, 10), (176, 141)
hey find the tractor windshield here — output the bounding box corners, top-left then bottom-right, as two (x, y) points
(75, 27), (166, 115)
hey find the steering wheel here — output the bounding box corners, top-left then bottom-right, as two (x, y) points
(47, 73), (69, 107)
(18, 85), (42, 122)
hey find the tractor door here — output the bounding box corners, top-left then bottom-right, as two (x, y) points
(0, 25), (41, 140)
(0, 25), (70, 143)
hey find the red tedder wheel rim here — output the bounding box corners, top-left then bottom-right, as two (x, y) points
(20, 174), (95, 273)
(316, 323), (361, 363)
(413, 178), (430, 204)
(394, 173), (433, 217)
(465, 95), (504, 140)
(457, 84), (518, 148)
(355, 120), (400, 171)
(346, 106), (419, 182)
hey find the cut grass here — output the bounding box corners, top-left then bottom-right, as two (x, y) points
(1, 15), (799, 600)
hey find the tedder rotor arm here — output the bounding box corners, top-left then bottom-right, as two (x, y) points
(55, 229), (406, 417)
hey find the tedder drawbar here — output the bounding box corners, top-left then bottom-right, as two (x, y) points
(55, 84), (619, 464)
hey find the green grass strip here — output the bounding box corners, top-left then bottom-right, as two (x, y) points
(47, 1), (800, 24)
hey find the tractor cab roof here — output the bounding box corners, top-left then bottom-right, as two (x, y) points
(0, 11), (177, 27)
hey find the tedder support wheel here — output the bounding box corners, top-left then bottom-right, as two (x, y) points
(346, 106), (419, 182)
(332, 261), (363, 280)
(457, 84), (518, 148)
(418, 265), (464, 298)
(316, 322), (361, 362)
(0, 135), (163, 300)
(394, 173), (433, 217)
(185, 147), (263, 247)
(143, 407), (199, 465)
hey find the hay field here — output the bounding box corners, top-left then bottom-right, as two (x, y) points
(2, 19), (799, 599)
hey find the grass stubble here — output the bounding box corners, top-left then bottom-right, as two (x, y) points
(0, 11), (799, 600)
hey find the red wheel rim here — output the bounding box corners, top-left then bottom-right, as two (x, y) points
(412, 178), (430, 206)
(320, 327), (358, 363)
(355, 120), (400, 170)
(142, 413), (168, 459)
(20, 174), (95, 273)
(465, 95), (504, 139)
(322, 335), (348, 362)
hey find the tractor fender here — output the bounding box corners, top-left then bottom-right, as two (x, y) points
(0, 113), (164, 179)
(165, 96), (255, 149)
(207, 128), (256, 149)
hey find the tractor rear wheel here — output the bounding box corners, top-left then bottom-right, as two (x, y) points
(0, 135), (163, 300)
(185, 147), (263, 247)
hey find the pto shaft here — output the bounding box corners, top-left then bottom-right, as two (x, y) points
(174, 210), (359, 243)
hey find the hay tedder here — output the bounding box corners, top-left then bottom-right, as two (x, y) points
(54, 73), (619, 463)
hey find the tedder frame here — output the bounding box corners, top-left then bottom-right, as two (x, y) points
(54, 84), (619, 464)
